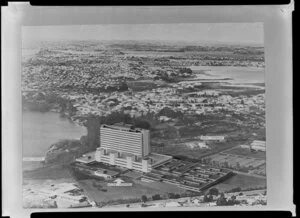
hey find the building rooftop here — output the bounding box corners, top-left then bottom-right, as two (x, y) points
(75, 151), (96, 164)
(147, 153), (173, 166)
(101, 123), (145, 132)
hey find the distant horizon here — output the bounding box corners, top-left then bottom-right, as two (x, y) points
(22, 39), (264, 50)
(28, 38), (264, 46)
(22, 23), (264, 47)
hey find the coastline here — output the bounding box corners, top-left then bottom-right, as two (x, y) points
(22, 106), (85, 127)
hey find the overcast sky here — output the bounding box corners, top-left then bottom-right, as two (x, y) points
(22, 23), (263, 45)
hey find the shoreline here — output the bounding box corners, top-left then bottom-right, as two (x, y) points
(22, 107), (85, 127)
(190, 65), (265, 71)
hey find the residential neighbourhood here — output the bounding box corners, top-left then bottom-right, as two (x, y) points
(22, 32), (266, 208)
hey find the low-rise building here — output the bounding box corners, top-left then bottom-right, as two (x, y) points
(250, 140), (266, 151)
(240, 144), (250, 149)
(199, 135), (225, 142)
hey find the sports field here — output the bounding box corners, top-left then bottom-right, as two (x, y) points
(223, 147), (266, 159)
(208, 152), (265, 169)
(78, 178), (187, 204)
(209, 174), (266, 192)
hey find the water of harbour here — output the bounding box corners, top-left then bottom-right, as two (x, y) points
(22, 111), (87, 157)
(190, 66), (265, 84)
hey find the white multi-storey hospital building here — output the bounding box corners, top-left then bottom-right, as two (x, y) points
(95, 123), (172, 172)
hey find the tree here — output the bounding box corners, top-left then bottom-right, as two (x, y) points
(203, 194), (213, 202)
(152, 194), (161, 201)
(159, 107), (182, 119)
(134, 120), (151, 129)
(203, 194), (209, 202)
(168, 193), (176, 199)
(141, 195), (147, 203)
(118, 82), (129, 91)
(174, 194), (181, 199)
(84, 115), (100, 149)
(53, 201), (58, 208)
(216, 194), (228, 206)
(178, 68), (193, 77)
(208, 188), (219, 196)
(227, 195), (239, 206)
(80, 135), (88, 147)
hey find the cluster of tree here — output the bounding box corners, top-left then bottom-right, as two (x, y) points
(216, 193), (240, 206)
(167, 193), (181, 199)
(153, 71), (176, 82)
(141, 195), (148, 203)
(203, 194), (214, 202)
(203, 188), (220, 203)
(159, 107), (183, 119)
(151, 194), (162, 201)
(208, 188), (220, 196)
(152, 67), (193, 82)
(44, 139), (87, 165)
(203, 188), (241, 206)
(82, 115), (101, 149)
(96, 197), (142, 207)
(145, 192), (182, 202)
(178, 68), (193, 77)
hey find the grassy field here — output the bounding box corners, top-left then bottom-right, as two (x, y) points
(223, 147), (266, 160)
(78, 178), (187, 204)
(209, 174), (266, 193)
(160, 139), (243, 160)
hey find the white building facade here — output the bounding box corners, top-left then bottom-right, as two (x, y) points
(95, 123), (171, 172)
(250, 140), (266, 151)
